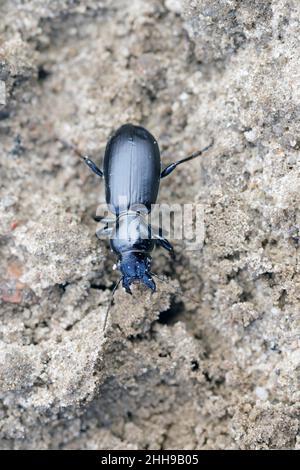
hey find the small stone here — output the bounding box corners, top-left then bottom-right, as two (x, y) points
(255, 387), (269, 401)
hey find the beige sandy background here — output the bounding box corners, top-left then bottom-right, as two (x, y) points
(0, 0), (299, 449)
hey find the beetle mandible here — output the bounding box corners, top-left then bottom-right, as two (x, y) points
(81, 123), (212, 326)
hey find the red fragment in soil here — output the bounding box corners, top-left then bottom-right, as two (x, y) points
(0, 280), (25, 304)
(10, 220), (19, 230)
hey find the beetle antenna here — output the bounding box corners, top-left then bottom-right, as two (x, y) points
(57, 137), (84, 158)
(58, 137), (104, 178)
(150, 272), (201, 306)
(177, 138), (214, 165)
(57, 137), (91, 164)
(103, 277), (122, 332)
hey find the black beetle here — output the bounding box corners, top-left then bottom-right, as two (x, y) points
(81, 123), (212, 326)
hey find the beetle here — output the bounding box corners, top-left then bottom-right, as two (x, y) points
(81, 123), (212, 326)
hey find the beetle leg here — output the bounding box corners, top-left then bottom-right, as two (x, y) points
(93, 215), (115, 223)
(96, 224), (113, 239)
(82, 156), (103, 178)
(154, 234), (175, 259)
(103, 276), (122, 332)
(160, 139), (214, 179)
(149, 224), (169, 238)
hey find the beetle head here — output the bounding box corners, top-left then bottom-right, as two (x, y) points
(118, 252), (156, 294)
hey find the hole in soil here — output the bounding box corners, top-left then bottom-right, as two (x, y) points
(158, 298), (185, 325)
(278, 289), (287, 309)
(38, 66), (51, 81)
(58, 281), (69, 292)
(90, 283), (109, 291)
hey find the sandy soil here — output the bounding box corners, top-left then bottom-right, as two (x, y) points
(0, 0), (299, 449)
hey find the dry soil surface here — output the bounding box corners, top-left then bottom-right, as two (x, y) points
(0, 0), (299, 450)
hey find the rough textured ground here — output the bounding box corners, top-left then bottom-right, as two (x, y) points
(0, 0), (299, 450)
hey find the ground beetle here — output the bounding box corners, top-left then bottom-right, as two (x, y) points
(81, 123), (212, 327)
